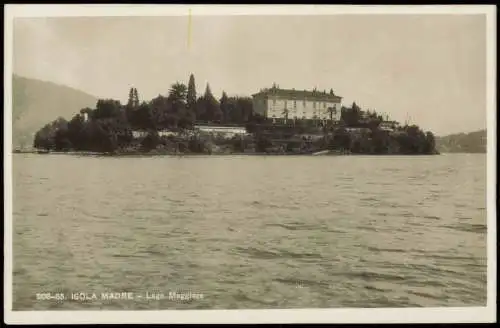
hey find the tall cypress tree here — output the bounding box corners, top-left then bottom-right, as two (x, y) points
(187, 74), (197, 121)
(127, 88), (134, 107)
(203, 84), (222, 122)
(220, 91), (229, 123)
(133, 88), (139, 108)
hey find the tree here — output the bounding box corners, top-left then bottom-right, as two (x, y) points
(187, 74), (197, 120)
(131, 101), (155, 129)
(127, 88), (135, 107)
(54, 128), (72, 151)
(94, 99), (122, 120)
(220, 91), (229, 123)
(168, 82), (188, 119)
(394, 124), (428, 154)
(168, 82), (187, 103)
(67, 114), (87, 150)
(200, 84), (222, 123)
(34, 124), (55, 150)
(371, 129), (390, 154)
(33, 117), (70, 151)
(32, 117), (72, 151)
(424, 131), (436, 154)
(127, 87), (139, 109)
(91, 120), (117, 153)
(341, 103), (362, 127)
(149, 95), (169, 129)
(233, 97), (253, 123)
(133, 88), (139, 108)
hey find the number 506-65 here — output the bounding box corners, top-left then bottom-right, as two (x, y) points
(36, 293), (52, 300)
(36, 293), (65, 301)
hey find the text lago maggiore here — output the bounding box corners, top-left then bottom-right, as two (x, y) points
(61, 291), (204, 301)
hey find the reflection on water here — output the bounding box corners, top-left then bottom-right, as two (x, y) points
(13, 154), (487, 309)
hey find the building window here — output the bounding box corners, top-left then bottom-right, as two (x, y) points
(313, 102), (316, 109)
(284, 100), (287, 108)
(294, 100), (297, 108)
(273, 99), (276, 106)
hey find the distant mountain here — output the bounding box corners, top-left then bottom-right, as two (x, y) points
(435, 129), (487, 153)
(11, 75), (97, 149)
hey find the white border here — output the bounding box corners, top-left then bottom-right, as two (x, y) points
(2, 4), (497, 16)
(4, 4), (497, 324)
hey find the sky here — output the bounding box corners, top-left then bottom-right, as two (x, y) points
(12, 13), (487, 135)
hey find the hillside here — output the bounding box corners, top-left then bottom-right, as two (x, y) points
(11, 75), (97, 149)
(436, 129), (487, 153)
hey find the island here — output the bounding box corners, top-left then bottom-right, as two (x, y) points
(31, 74), (438, 156)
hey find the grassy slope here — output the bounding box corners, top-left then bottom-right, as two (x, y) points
(11, 75), (97, 149)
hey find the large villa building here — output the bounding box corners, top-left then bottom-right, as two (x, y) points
(252, 85), (343, 122)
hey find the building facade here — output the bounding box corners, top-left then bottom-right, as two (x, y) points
(194, 124), (248, 139)
(252, 86), (342, 122)
(131, 126), (247, 140)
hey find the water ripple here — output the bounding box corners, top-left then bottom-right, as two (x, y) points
(12, 153), (487, 310)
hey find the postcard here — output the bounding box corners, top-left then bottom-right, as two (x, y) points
(4, 4), (496, 325)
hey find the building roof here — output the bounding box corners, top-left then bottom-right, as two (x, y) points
(252, 87), (342, 101)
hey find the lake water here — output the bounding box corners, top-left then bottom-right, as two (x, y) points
(12, 153), (487, 310)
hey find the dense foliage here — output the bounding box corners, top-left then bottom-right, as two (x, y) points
(34, 74), (259, 153)
(250, 124), (436, 155)
(33, 74), (437, 155)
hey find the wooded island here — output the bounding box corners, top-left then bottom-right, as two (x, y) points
(33, 74), (438, 156)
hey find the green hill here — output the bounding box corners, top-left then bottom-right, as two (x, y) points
(436, 129), (487, 153)
(11, 75), (97, 149)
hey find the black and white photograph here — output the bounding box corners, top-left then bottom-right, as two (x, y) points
(4, 4), (496, 324)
